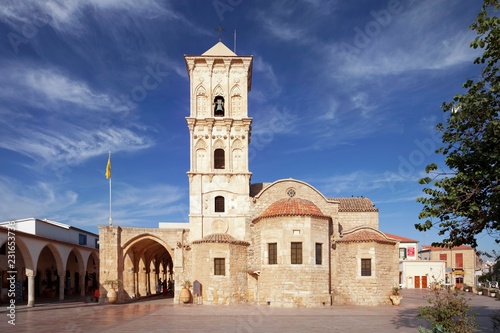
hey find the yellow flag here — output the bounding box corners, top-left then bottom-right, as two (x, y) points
(105, 155), (111, 179)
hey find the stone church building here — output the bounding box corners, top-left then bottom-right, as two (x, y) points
(99, 41), (399, 307)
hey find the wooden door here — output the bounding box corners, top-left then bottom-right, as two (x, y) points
(421, 275), (428, 289)
(415, 276), (421, 288)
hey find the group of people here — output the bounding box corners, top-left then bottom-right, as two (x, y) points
(156, 278), (173, 294)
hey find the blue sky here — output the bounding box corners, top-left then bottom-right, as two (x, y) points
(0, 0), (497, 255)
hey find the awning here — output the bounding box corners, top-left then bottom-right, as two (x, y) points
(453, 269), (465, 275)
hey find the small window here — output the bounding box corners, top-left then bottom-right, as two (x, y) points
(268, 243), (277, 265)
(291, 242), (302, 264)
(399, 248), (407, 260)
(439, 253), (447, 267)
(214, 258), (225, 275)
(455, 253), (463, 268)
(215, 196), (225, 212)
(79, 234), (87, 246)
(315, 243), (322, 265)
(361, 258), (371, 276)
(214, 149), (225, 169)
(95, 238), (99, 249)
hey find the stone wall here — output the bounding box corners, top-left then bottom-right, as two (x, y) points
(189, 241), (248, 305)
(332, 238), (399, 306)
(252, 215), (331, 307)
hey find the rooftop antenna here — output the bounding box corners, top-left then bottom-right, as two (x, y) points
(234, 29), (237, 53)
(216, 25), (225, 42)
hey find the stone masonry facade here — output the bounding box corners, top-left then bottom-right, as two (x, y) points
(98, 41), (400, 308)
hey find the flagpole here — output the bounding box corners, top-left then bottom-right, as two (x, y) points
(109, 171), (112, 226)
(106, 151), (112, 226)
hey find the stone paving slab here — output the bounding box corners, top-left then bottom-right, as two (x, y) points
(1, 289), (499, 332)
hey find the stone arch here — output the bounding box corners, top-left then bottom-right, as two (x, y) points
(122, 234), (174, 300)
(64, 248), (86, 296)
(1, 236), (35, 273)
(195, 139), (207, 171)
(213, 85), (224, 98)
(232, 139), (243, 171)
(213, 139), (225, 150)
(85, 252), (99, 295)
(36, 243), (65, 299)
(230, 85), (242, 117)
(195, 84), (208, 117)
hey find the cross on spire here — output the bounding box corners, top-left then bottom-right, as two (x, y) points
(216, 25), (225, 42)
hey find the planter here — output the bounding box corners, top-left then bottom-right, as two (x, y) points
(107, 288), (117, 304)
(179, 287), (191, 303)
(390, 295), (402, 306)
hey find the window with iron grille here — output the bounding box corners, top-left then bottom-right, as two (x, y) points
(214, 149), (225, 169)
(361, 258), (371, 276)
(214, 258), (225, 275)
(291, 242), (302, 264)
(268, 243), (277, 264)
(315, 243), (322, 265)
(215, 196), (225, 212)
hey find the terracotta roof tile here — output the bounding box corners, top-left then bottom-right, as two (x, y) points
(329, 197), (378, 212)
(384, 233), (418, 243)
(192, 233), (249, 246)
(421, 245), (474, 251)
(253, 198), (329, 223)
(337, 229), (396, 245)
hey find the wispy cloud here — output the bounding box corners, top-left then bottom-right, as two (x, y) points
(64, 182), (188, 227)
(0, 62), (155, 170)
(328, 1), (478, 78)
(0, 176), (78, 220)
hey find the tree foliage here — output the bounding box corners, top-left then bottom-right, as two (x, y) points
(417, 287), (477, 333)
(415, 0), (500, 248)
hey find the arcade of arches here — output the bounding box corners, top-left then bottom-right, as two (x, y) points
(98, 226), (181, 303)
(0, 229), (98, 307)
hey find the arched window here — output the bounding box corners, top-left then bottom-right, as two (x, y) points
(215, 196), (225, 212)
(214, 96), (225, 117)
(214, 149), (225, 169)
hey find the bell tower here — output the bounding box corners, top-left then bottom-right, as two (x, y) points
(184, 42), (253, 241)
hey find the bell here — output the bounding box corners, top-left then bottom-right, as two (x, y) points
(216, 103), (223, 112)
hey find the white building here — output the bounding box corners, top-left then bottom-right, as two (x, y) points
(385, 233), (446, 289)
(0, 218), (99, 307)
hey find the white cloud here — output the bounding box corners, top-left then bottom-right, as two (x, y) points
(0, 176), (78, 220)
(328, 1), (478, 78)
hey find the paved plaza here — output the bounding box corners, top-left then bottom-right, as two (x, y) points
(1, 289), (499, 332)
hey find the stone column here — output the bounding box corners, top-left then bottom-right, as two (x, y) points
(26, 270), (35, 307)
(98, 225), (123, 303)
(146, 270), (151, 295)
(59, 273), (65, 301)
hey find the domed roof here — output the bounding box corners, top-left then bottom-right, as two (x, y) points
(192, 233), (249, 246)
(253, 198), (328, 223)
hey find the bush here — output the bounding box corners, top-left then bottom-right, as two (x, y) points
(417, 286), (477, 333)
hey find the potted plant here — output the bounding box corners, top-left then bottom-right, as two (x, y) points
(179, 280), (192, 303)
(104, 279), (120, 304)
(476, 286), (483, 295)
(390, 287), (403, 306)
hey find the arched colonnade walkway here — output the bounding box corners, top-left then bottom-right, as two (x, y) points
(0, 228), (99, 307)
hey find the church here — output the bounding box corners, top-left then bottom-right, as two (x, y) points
(98, 41), (399, 307)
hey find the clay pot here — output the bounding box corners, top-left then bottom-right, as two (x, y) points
(107, 288), (117, 304)
(179, 287), (191, 303)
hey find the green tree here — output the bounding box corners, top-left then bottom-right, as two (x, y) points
(415, 0), (500, 248)
(417, 286), (477, 333)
